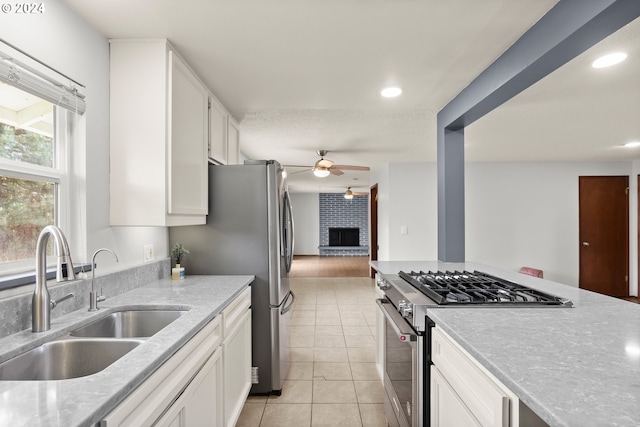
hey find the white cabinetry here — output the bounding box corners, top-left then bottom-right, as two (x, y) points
(227, 116), (240, 165)
(222, 287), (252, 427)
(209, 96), (228, 164)
(101, 315), (224, 426)
(207, 95), (241, 165)
(154, 347), (223, 427)
(110, 39), (208, 226)
(431, 326), (514, 427)
(431, 366), (481, 426)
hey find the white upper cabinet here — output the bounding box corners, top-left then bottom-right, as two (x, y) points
(209, 96), (228, 164)
(209, 97), (241, 165)
(110, 39), (208, 226)
(227, 116), (240, 165)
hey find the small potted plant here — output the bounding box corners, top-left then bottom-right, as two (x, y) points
(171, 243), (190, 280)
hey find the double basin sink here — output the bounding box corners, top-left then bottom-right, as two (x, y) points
(0, 309), (187, 381)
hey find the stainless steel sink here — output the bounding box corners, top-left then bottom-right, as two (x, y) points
(0, 338), (142, 381)
(69, 309), (187, 338)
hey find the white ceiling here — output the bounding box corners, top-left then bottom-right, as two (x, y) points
(62, 0), (640, 193)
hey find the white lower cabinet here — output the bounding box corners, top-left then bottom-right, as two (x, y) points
(101, 287), (252, 427)
(431, 365), (481, 427)
(222, 287), (252, 427)
(431, 326), (513, 427)
(155, 347), (223, 427)
(101, 315), (223, 426)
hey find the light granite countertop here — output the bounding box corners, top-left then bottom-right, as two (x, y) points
(0, 274), (253, 427)
(371, 261), (640, 427)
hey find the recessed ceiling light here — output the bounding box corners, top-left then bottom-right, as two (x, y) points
(592, 52), (627, 68)
(381, 87), (402, 98)
(624, 141), (640, 148)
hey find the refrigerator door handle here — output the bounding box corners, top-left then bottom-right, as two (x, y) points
(283, 191), (294, 273)
(278, 291), (295, 315)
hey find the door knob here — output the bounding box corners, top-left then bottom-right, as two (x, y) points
(582, 242), (590, 246)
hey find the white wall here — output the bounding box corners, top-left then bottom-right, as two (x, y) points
(376, 160), (636, 289)
(290, 193), (319, 255)
(0, 2), (168, 277)
(466, 161), (631, 286)
(388, 162), (438, 260)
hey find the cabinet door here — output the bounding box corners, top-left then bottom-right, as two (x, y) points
(432, 327), (510, 427)
(101, 316), (222, 426)
(209, 97), (227, 164)
(227, 117), (240, 165)
(223, 309), (252, 427)
(155, 347), (224, 427)
(431, 366), (481, 427)
(168, 51), (208, 216)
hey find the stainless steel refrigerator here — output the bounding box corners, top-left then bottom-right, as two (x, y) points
(169, 160), (295, 395)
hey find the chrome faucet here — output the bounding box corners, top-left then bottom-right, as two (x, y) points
(90, 248), (118, 311)
(32, 225), (76, 332)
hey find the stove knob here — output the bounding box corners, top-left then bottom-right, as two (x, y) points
(402, 305), (413, 318)
(376, 278), (391, 291)
(397, 300), (407, 313)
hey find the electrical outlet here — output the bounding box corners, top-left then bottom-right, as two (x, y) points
(143, 244), (154, 263)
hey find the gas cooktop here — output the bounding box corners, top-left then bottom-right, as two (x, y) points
(398, 270), (573, 307)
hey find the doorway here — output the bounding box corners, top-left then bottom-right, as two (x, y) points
(370, 184), (378, 278)
(578, 176), (629, 297)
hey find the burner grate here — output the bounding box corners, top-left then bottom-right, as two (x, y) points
(398, 270), (572, 306)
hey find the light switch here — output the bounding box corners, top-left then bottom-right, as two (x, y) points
(400, 226), (408, 235)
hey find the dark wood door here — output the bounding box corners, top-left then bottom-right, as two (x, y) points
(370, 184), (378, 278)
(579, 176), (629, 296)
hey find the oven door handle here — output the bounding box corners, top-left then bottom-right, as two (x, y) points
(376, 298), (417, 342)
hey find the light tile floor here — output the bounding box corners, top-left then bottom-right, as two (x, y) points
(236, 277), (387, 427)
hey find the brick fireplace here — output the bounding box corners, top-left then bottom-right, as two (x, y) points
(318, 193), (369, 256)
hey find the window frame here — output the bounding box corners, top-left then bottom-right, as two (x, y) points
(0, 105), (71, 276)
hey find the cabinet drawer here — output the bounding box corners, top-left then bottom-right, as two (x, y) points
(432, 326), (510, 427)
(223, 286), (251, 337)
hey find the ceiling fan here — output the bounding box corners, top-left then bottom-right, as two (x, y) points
(286, 150), (370, 177)
(343, 187), (368, 199)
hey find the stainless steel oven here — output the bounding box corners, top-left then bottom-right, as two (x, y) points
(377, 298), (423, 427)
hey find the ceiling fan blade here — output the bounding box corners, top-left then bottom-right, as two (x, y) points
(329, 167), (344, 176)
(284, 165), (313, 168)
(353, 192), (369, 196)
(289, 168), (312, 175)
(332, 165), (370, 171)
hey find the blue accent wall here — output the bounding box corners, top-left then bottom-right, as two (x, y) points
(318, 193), (368, 256)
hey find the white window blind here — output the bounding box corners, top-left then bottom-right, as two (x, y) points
(0, 41), (86, 114)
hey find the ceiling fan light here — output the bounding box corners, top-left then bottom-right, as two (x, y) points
(313, 167), (330, 177)
(344, 188), (354, 199)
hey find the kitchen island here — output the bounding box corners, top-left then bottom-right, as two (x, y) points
(372, 261), (640, 427)
(0, 274), (253, 426)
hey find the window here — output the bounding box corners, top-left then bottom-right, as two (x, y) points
(0, 83), (56, 267)
(0, 43), (85, 281)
